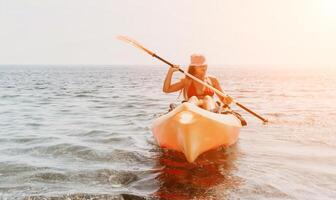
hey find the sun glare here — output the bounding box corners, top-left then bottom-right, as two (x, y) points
(321, 0), (336, 17)
(178, 111), (194, 124)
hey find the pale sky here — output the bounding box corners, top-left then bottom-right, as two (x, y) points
(0, 0), (335, 67)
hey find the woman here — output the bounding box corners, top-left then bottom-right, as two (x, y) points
(163, 54), (232, 111)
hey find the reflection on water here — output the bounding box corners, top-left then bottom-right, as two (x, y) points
(153, 145), (241, 200)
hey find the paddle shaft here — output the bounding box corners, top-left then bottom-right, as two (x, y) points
(118, 36), (268, 123)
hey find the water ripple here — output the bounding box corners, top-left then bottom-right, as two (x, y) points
(0, 66), (335, 199)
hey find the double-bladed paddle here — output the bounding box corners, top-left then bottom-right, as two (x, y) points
(117, 35), (268, 123)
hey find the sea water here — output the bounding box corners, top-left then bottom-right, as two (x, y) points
(0, 65), (335, 199)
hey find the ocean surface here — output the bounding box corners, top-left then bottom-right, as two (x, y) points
(0, 65), (335, 200)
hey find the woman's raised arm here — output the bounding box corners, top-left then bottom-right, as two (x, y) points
(163, 66), (185, 93)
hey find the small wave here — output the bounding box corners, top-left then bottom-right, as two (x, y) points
(305, 138), (336, 148)
(108, 113), (129, 118)
(243, 183), (291, 199)
(10, 137), (55, 144)
(24, 193), (143, 200)
(4, 85), (15, 88)
(38, 101), (51, 105)
(34, 86), (47, 90)
(28, 143), (149, 163)
(74, 94), (94, 98)
(269, 116), (330, 127)
(93, 168), (138, 186)
(238, 90), (255, 93)
(128, 113), (149, 118)
(106, 149), (150, 163)
(31, 171), (69, 182)
(34, 82), (48, 86)
(31, 169), (141, 188)
(1, 94), (20, 98)
(25, 123), (43, 127)
(89, 136), (134, 145)
(264, 112), (285, 118)
(0, 162), (49, 175)
(41, 143), (99, 160)
(58, 109), (71, 112)
(120, 104), (136, 109)
(88, 99), (101, 103)
(68, 130), (109, 137)
(90, 105), (109, 109)
(75, 90), (96, 94)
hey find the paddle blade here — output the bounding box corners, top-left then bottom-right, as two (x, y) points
(116, 35), (155, 56)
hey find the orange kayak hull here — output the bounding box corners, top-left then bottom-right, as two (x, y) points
(152, 103), (242, 162)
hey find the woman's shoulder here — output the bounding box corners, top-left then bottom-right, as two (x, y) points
(207, 75), (218, 81)
(207, 75), (220, 85)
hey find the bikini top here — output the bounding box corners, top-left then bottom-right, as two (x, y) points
(186, 77), (214, 99)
